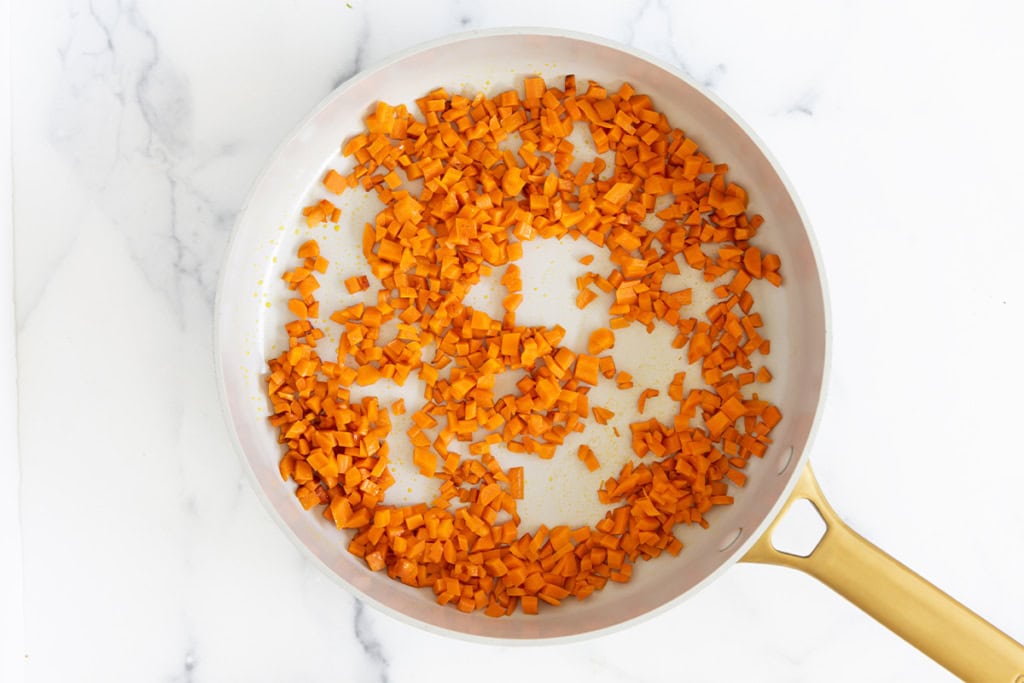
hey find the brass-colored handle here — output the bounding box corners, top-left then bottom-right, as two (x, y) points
(742, 464), (1024, 683)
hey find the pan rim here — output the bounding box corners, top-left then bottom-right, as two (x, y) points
(213, 25), (833, 645)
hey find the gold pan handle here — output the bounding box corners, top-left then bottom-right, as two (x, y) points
(742, 464), (1024, 683)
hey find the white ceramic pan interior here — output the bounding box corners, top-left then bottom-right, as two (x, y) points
(215, 29), (827, 641)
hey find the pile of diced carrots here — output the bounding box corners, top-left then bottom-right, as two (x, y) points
(266, 75), (782, 616)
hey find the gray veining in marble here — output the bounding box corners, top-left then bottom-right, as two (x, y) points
(8, 2), (1024, 682)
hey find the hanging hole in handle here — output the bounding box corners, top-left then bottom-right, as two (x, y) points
(770, 497), (827, 557)
(718, 527), (743, 552)
(776, 445), (795, 475)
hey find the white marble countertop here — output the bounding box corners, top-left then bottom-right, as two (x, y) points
(5, 1), (1024, 681)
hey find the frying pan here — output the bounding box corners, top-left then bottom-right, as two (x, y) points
(214, 28), (1024, 681)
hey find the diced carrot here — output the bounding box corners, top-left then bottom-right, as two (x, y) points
(574, 354), (600, 385)
(344, 275), (370, 294)
(523, 76), (546, 101)
(265, 76), (784, 619)
(577, 444), (599, 472)
(323, 169), (346, 194)
(297, 240), (320, 259)
(637, 388), (659, 414)
(576, 288), (597, 309)
(587, 328), (615, 355)
(509, 467), (524, 500)
(287, 299), (308, 319)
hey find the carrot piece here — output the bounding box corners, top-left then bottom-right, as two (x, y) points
(720, 396), (746, 422)
(743, 247), (762, 278)
(503, 294), (523, 313)
(728, 270), (752, 296)
(706, 411), (730, 438)
(637, 388), (659, 414)
(287, 299), (309, 319)
(303, 205), (326, 227)
(576, 288), (597, 309)
(587, 328), (615, 355)
(501, 333), (521, 357)
(344, 275), (370, 294)
(297, 240), (320, 259)
(323, 169), (346, 194)
(355, 365), (380, 386)
(521, 595), (539, 615)
(668, 371), (686, 401)
(574, 354), (600, 385)
(501, 265), (522, 293)
(509, 467), (524, 500)
(573, 445), (600, 472)
(523, 77), (546, 101)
